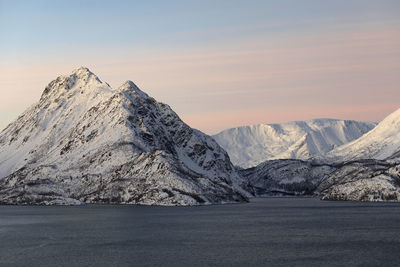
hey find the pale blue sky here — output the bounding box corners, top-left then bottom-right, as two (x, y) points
(1, 1), (399, 54)
(1, 0), (400, 133)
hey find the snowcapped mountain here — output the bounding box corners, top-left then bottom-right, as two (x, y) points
(328, 108), (400, 162)
(224, 108), (400, 202)
(213, 119), (376, 168)
(0, 67), (249, 205)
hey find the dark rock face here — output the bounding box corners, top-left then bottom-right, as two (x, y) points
(241, 158), (400, 202)
(239, 159), (336, 196)
(0, 151), (248, 205)
(315, 160), (400, 202)
(0, 68), (249, 205)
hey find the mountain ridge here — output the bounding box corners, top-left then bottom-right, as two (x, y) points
(328, 108), (400, 162)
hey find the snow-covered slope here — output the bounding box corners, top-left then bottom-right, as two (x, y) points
(213, 119), (376, 168)
(239, 159), (336, 196)
(328, 108), (400, 162)
(241, 158), (400, 202)
(315, 160), (400, 202)
(0, 67), (249, 205)
(0, 67), (114, 179)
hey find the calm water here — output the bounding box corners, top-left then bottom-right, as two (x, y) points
(0, 197), (400, 267)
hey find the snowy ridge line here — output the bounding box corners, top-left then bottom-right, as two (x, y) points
(328, 108), (400, 162)
(213, 119), (376, 168)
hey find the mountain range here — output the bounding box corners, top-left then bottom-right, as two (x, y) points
(0, 67), (399, 204)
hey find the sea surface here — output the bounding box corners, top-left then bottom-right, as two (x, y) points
(1, 197), (400, 267)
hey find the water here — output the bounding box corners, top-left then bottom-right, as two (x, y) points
(0, 197), (400, 267)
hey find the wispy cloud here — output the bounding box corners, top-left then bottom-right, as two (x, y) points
(1, 15), (399, 133)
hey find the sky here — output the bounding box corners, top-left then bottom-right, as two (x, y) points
(0, 0), (399, 134)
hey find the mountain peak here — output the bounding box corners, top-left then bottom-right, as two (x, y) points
(72, 66), (92, 75)
(40, 67), (110, 101)
(122, 80), (137, 88)
(119, 80), (148, 98)
(70, 66), (101, 84)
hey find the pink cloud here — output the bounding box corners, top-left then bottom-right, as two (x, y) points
(1, 25), (399, 133)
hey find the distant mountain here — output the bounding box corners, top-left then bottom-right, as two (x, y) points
(213, 119), (376, 168)
(328, 108), (400, 162)
(229, 108), (400, 202)
(0, 67), (249, 205)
